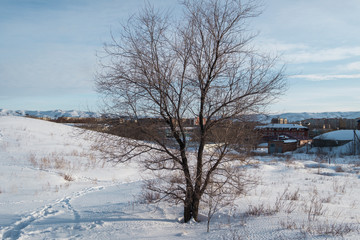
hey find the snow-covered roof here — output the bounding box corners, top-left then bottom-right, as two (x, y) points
(255, 124), (307, 130)
(314, 130), (360, 141)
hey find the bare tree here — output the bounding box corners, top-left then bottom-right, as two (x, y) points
(96, 0), (285, 223)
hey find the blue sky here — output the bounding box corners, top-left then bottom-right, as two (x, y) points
(0, 0), (359, 113)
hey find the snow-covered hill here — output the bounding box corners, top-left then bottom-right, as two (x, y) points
(0, 109), (100, 119)
(1, 109), (360, 122)
(259, 111), (360, 123)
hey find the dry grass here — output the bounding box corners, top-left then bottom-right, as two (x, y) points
(246, 203), (277, 216)
(63, 174), (74, 182)
(334, 165), (345, 172)
(141, 191), (161, 204)
(280, 219), (358, 237)
(303, 188), (327, 222)
(27, 150), (101, 172)
(332, 179), (346, 194)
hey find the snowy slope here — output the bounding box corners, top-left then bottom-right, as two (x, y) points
(1, 116), (360, 239)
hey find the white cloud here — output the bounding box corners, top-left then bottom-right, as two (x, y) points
(256, 39), (309, 52)
(290, 73), (360, 81)
(338, 61), (360, 72)
(285, 47), (360, 64)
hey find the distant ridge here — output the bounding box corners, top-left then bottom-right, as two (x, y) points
(1, 109), (359, 122)
(0, 109), (100, 119)
(265, 111), (360, 123)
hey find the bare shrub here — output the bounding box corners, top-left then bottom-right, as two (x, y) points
(28, 153), (38, 167)
(87, 153), (98, 169)
(334, 165), (344, 173)
(40, 157), (51, 169)
(63, 174), (74, 182)
(283, 188), (300, 201)
(301, 221), (358, 237)
(246, 203), (277, 216)
(320, 194), (333, 204)
(272, 187), (299, 214)
(70, 149), (79, 156)
(332, 179), (346, 194)
(279, 218), (298, 230)
(280, 219), (358, 237)
(54, 156), (66, 169)
(303, 188), (327, 222)
(141, 191), (161, 204)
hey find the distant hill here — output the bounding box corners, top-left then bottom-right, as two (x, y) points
(0, 109), (101, 119)
(265, 111), (360, 123)
(1, 109), (359, 122)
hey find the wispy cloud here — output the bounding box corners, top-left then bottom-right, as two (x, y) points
(258, 39), (360, 65)
(286, 47), (360, 64)
(257, 40), (309, 52)
(337, 61), (360, 72)
(290, 73), (360, 81)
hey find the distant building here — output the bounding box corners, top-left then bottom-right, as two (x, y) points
(271, 117), (288, 124)
(268, 139), (297, 154)
(312, 130), (360, 147)
(255, 123), (309, 142)
(195, 117), (206, 126)
(301, 118), (359, 130)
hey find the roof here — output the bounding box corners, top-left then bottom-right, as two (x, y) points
(255, 124), (308, 130)
(314, 130), (360, 141)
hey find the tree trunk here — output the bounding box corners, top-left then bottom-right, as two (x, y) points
(183, 188), (193, 222)
(192, 194), (201, 222)
(183, 199), (192, 223)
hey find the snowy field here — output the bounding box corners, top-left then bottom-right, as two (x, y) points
(1, 116), (360, 239)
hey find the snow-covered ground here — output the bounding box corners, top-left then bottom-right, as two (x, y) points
(1, 116), (360, 239)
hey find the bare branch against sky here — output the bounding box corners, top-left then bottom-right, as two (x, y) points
(0, 0), (359, 112)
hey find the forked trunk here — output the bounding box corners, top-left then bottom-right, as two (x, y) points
(183, 192), (201, 222)
(183, 198), (192, 223)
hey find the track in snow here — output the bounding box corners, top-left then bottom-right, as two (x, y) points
(1, 186), (104, 240)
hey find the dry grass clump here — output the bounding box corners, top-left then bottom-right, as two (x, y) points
(334, 165), (345, 172)
(332, 179), (346, 194)
(280, 219), (359, 237)
(141, 190), (161, 204)
(27, 150), (101, 172)
(246, 203), (277, 216)
(63, 174), (74, 182)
